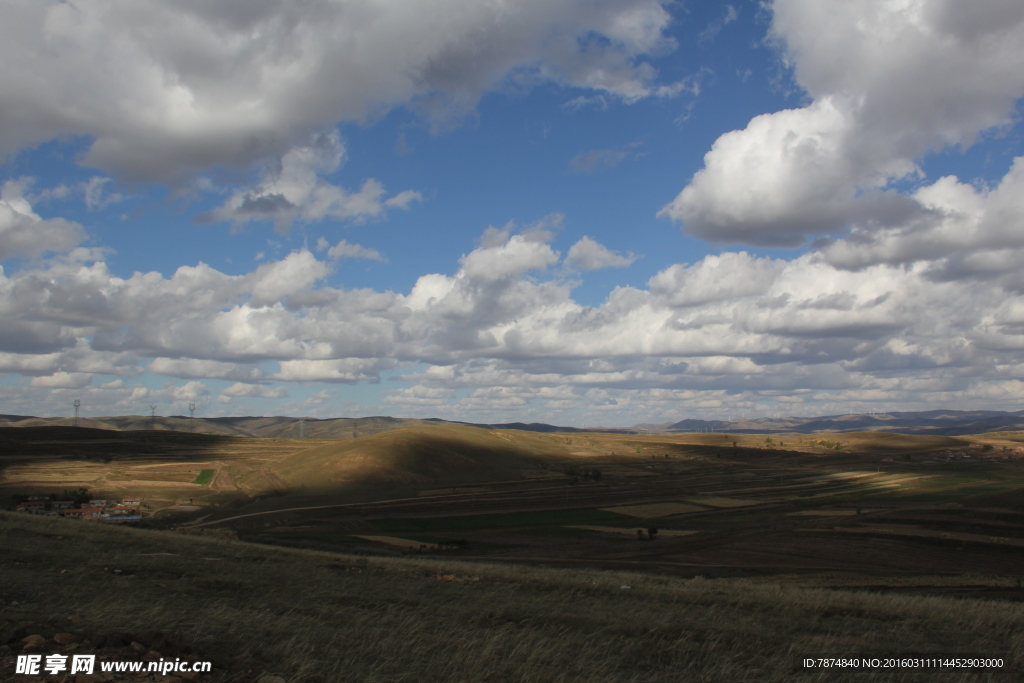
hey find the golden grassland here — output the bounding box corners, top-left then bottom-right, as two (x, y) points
(3, 424), (1022, 513)
(2, 511), (1023, 683)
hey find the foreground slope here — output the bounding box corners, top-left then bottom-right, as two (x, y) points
(2, 511), (1022, 683)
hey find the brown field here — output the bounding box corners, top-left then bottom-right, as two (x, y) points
(3, 424), (1024, 589)
(3, 425), (1024, 679)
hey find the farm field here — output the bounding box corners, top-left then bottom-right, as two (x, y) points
(3, 424), (1024, 595)
(4, 510), (1023, 682)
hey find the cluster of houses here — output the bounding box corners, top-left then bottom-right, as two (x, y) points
(12, 496), (143, 523)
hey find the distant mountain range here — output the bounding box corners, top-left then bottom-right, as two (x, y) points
(632, 409), (1024, 437)
(1, 409), (1022, 438)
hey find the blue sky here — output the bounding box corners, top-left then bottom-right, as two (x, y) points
(2, 0), (1024, 426)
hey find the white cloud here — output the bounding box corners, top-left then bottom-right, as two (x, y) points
(199, 132), (421, 231)
(149, 357), (265, 382)
(0, 179), (86, 259)
(383, 385), (451, 406)
(4, 204), (1024, 421)
(221, 382), (287, 399)
(564, 236), (637, 272)
(326, 240), (386, 262)
(30, 371), (93, 389)
(0, 0), (676, 182)
(661, 0), (1024, 247)
(820, 156), (1024, 274)
(83, 177), (125, 210)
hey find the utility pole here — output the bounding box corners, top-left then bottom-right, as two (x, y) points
(73, 399), (80, 428)
(189, 403), (196, 433)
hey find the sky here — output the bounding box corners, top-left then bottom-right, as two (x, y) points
(2, 0), (1024, 427)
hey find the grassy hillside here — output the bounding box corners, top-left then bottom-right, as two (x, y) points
(273, 423), (542, 491)
(2, 511), (1022, 682)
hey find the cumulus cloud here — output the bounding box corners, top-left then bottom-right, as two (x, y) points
(0, 0), (676, 182)
(5, 202), (1024, 421)
(383, 385), (451, 406)
(661, 0), (1024, 246)
(198, 132), (421, 231)
(30, 371), (93, 389)
(148, 357), (265, 382)
(0, 179), (86, 260)
(820, 156), (1024, 275)
(222, 382), (288, 399)
(564, 236), (637, 272)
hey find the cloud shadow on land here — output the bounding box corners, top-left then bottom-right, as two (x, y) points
(0, 426), (254, 477)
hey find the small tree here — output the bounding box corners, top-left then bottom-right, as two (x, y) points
(648, 527), (658, 540)
(637, 529), (645, 540)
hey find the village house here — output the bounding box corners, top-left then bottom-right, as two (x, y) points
(61, 508), (105, 520)
(11, 496), (142, 523)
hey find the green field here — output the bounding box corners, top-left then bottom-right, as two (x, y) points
(191, 469), (215, 485)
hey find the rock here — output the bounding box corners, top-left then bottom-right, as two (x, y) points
(144, 650), (162, 660)
(54, 632), (80, 645)
(130, 640), (147, 653)
(21, 633), (46, 651)
(257, 676), (286, 683)
(161, 677), (183, 683)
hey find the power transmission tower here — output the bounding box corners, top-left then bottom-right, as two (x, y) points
(189, 403), (196, 433)
(73, 399), (80, 428)
(150, 405), (157, 430)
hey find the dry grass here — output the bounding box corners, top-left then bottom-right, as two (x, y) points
(3, 511), (1023, 682)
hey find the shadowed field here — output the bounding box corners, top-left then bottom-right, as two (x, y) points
(4, 425), (1024, 587)
(2, 511), (1022, 682)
